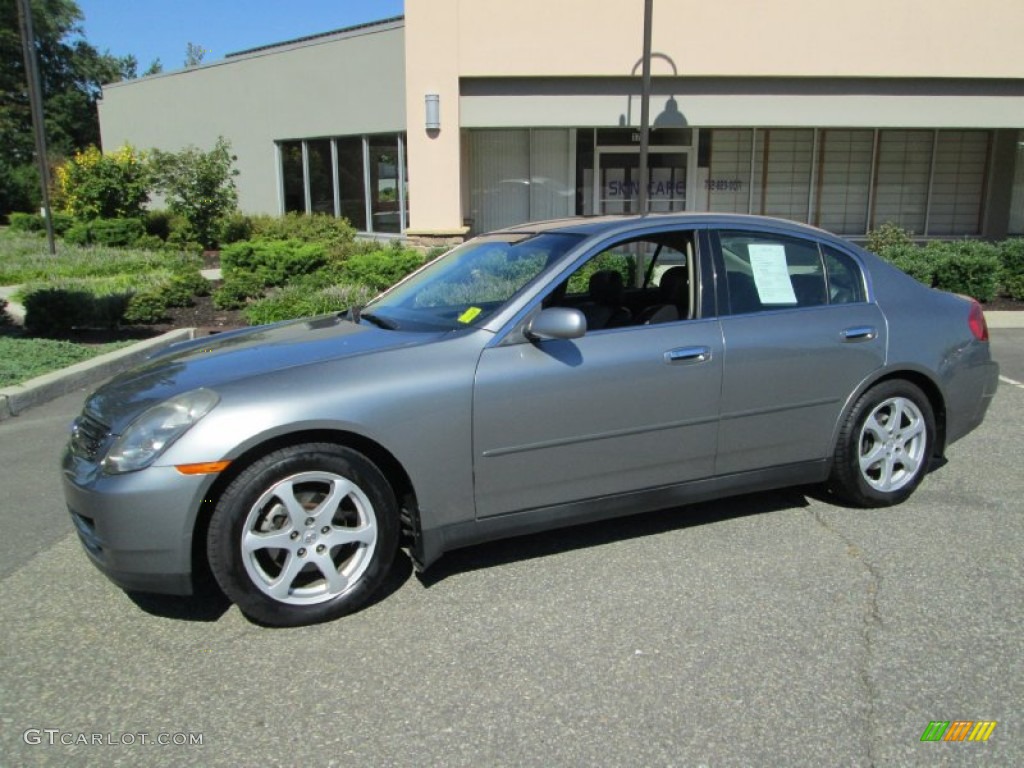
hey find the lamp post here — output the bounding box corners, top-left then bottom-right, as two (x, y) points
(637, 0), (653, 217)
(16, 0), (56, 254)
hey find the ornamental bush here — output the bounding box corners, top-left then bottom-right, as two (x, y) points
(63, 218), (147, 248)
(220, 239), (328, 287)
(339, 244), (424, 291)
(928, 241), (1000, 302)
(998, 238), (1024, 301)
(150, 137), (239, 249)
(54, 145), (150, 221)
(249, 213), (356, 256)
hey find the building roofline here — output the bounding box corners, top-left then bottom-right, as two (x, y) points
(226, 15), (405, 58)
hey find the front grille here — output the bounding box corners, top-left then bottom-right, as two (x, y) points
(70, 412), (110, 461)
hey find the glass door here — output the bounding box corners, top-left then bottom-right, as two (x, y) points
(595, 149), (689, 214)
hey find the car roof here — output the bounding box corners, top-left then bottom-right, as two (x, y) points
(492, 213), (839, 241)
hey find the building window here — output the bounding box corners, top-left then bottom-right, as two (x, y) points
(368, 136), (402, 234)
(1011, 132), (1024, 235)
(466, 129), (574, 235)
(277, 134), (407, 234)
(336, 137), (367, 231)
(815, 130), (873, 235)
(706, 129), (753, 214)
(306, 140), (335, 216)
(928, 131), (990, 236)
(872, 130), (933, 234)
(280, 141), (305, 214)
(755, 129), (814, 222)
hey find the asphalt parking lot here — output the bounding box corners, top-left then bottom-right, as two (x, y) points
(1, 331), (1021, 767)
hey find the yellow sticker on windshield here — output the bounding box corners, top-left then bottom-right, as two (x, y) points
(458, 307), (483, 324)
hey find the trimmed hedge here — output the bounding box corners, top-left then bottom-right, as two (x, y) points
(220, 238), (328, 287)
(868, 229), (1007, 302)
(340, 246), (424, 291)
(23, 288), (132, 333)
(64, 217), (147, 248)
(999, 238), (1024, 301)
(8, 211), (74, 236)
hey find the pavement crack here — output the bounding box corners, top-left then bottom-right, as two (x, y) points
(809, 508), (881, 768)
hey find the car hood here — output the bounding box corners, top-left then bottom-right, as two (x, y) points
(84, 314), (448, 434)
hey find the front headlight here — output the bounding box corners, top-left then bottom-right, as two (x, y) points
(103, 389), (219, 474)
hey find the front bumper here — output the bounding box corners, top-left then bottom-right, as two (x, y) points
(62, 450), (208, 595)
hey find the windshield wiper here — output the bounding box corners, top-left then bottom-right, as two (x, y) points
(352, 307), (399, 330)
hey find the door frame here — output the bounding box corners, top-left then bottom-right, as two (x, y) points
(593, 145), (697, 215)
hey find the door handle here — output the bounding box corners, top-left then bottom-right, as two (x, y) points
(664, 346), (711, 364)
(840, 326), (877, 342)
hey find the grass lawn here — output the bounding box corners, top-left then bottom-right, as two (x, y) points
(0, 336), (135, 387)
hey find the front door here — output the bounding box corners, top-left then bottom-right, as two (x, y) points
(596, 150), (690, 215)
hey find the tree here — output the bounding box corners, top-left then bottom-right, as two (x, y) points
(0, 0), (135, 216)
(184, 42), (207, 68)
(151, 137), (239, 249)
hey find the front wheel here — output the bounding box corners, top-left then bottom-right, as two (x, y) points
(208, 443), (398, 626)
(828, 380), (936, 507)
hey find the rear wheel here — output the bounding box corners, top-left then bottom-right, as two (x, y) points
(208, 443), (398, 626)
(829, 380), (935, 507)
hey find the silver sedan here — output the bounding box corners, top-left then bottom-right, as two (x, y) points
(63, 214), (999, 626)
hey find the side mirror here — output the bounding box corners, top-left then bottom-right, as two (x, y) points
(524, 307), (587, 341)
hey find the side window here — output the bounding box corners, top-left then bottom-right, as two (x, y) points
(719, 231), (827, 314)
(822, 245), (866, 304)
(546, 232), (696, 330)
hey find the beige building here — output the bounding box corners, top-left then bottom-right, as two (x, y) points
(99, 0), (1024, 243)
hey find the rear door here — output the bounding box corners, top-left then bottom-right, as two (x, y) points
(714, 229), (886, 475)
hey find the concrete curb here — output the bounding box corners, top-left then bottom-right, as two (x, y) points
(0, 328), (195, 422)
(985, 311), (1024, 329)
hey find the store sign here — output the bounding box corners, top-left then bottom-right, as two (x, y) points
(606, 180), (686, 198)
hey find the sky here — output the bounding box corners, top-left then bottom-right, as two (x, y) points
(75, 0), (405, 75)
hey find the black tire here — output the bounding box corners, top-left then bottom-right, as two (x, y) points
(828, 380), (936, 507)
(208, 443), (398, 627)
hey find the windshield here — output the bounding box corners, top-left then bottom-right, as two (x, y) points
(361, 232), (583, 331)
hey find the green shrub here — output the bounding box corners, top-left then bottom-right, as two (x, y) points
(9, 212), (43, 233)
(929, 241), (1000, 302)
(998, 238), (1024, 301)
(132, 234), (165, 252)
(213, 273), (266, 309)
(244, 283), (375, 325)
(123, 291), (168, 324)
(23, 289), (88, 333)
(170, 268), (211, 298)
(150, 137), (239, 249)
(89, 218), (147, 248)
(340, 245), (424, 291)
(250, 213), (355, 256)
(54, 144), (151, 221)
(221, 239), (328, 287)
(63, 222), (91, 247)
(219, 212), (254, 245)
(12, 211), (75, 236)
(880, 244), (938, 286)
(60, 218), (148, 248)
(145, 209), (174, 240)
(865, 222), (915, 256)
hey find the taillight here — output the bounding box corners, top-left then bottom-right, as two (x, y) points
(967, 299), (989, 342)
